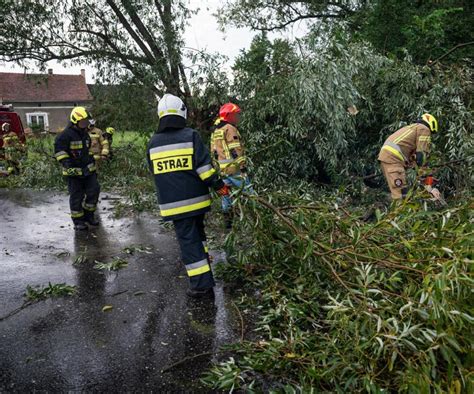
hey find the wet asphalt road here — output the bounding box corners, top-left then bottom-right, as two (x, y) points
(0, 189), (237, 391)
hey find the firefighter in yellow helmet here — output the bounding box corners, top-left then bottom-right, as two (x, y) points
(87, 119), (109, 169)
(1, 122), (26, 175)
(378, 113), (440, 200)
(104, 127), (115, 158)
(210, 102), (252, 229)
(54, 107), (101, 231)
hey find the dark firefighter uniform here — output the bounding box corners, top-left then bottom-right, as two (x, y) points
(147, 96), (226, 294)
(54, 116), (100, 227)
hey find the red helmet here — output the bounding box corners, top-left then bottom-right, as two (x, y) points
(219, 103), (241, 124)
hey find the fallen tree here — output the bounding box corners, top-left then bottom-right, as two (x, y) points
(204, 189), (474, 392)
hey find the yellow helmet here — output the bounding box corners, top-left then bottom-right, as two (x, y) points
(421, 113), (438, 133)
(105, 127), (115, 135)
(70, 106), (91, 124)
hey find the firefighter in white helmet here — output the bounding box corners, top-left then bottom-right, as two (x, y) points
(147, 94), (230, 298)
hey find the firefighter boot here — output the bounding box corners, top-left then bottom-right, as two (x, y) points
(84, 211), (100, 226)
(186, 287), (215, 299)
(73, 219), (88, 231)
(223, 211), (233, 230)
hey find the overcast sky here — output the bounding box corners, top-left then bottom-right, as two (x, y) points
(0, 0), (307, 83)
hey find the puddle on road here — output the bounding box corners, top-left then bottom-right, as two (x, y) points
(0, 189), (239, 391)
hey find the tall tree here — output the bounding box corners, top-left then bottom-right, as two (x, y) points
(0, 0), (191, 96)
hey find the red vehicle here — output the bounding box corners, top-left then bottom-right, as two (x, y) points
(0, 105), (26, 155)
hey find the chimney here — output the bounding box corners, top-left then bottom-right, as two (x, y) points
(48, 68), (53, 75)
(80, 69), (86, 78)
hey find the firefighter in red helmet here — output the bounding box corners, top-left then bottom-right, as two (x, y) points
(210, 102), (253, 229)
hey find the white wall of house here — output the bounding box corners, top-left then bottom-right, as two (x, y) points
(10, 101), (92, 132)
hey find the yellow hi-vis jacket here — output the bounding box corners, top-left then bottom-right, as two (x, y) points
(210, 121), (246, 175)
(88, 127), (109, 160)
(378, 123), (431, 166)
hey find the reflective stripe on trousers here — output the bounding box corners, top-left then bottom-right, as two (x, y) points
(186, 258), (210, 277)
(83, 202), (97, 212)
(71, 210), (84, 218)
(173, 214), (215, 290)
(67, 173), (100, 223)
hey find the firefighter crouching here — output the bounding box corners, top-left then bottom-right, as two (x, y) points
(378, 113), (440, 200)
(147, 94), (230, 299)
(210, 103), (252, 229)
(54, 107), (101, 231)
(88, 120), (109, 169)
(2, 122), (26, 175)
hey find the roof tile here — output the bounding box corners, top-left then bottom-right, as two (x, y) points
(0, 72), (93, 103)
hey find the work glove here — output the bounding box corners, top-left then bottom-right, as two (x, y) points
(430, 187), (442, 200)
(429, 187), (447, 206)
(216, 184), (230, 197)
(66, 167), (82, 176)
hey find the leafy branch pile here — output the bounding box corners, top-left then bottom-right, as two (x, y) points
(205, 191), (473, 392)
(236, 38), (473, 191)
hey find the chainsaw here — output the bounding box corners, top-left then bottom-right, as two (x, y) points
(422, 175), (447, 206)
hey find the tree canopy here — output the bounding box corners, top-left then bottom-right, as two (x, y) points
(218, 0), (474, 64)
(1, 0), (191, 95)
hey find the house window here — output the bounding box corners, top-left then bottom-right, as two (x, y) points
(26, 112), (49, 131)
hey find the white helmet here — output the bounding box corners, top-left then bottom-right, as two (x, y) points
(157, 93), (187, 119)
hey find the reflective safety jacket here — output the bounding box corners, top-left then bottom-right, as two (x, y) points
(88, 127), (109, 160)
(54, 124), (96, 177)
(3, 132), (25, 162)
(104, 133), (113, 149)
(147, 126), (224, 221)
(210, 121), (246, 175)
(378, 122), (431, 166)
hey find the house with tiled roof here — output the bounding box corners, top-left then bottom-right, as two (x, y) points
(0, 69), (93, 133)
